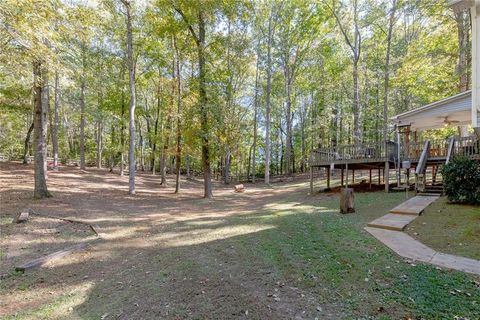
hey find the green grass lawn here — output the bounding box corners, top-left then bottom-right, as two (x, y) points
(242, 191), (480, 319)
(407, 196), (480, 260)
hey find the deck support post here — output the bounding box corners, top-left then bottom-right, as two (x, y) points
(378, 168), (381, 184)
(309, 166), (313, 194)
(352, 169), (355, 184)
(326, 167), (331, 189)
(384, 161), (390, 192)
(341, 168), (344, 187)
(369, 169), (372, 189)
(345, 163), (349, 187)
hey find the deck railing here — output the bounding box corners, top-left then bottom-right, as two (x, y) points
(453, 136), (480, 159)
(401, 139), (450, 161)
(310, 142), (396, 166)
(310, 136), (480, 167)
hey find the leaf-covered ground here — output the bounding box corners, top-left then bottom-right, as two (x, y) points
(1, 162), (479, 319)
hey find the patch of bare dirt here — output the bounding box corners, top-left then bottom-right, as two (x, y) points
(0, 162), (342, 319)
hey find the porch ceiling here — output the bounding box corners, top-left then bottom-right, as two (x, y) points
(391, 91), (472, 131)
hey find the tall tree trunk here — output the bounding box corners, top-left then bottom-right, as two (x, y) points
(159, 126), (169, 185)
(300, 105), (306, 173)
(152, 71), (161, 174)
(185, 154), (191, 179)
(79, 79), (86, 170)
(224, 147), (231, 184)
(456, 9), (470, 92)
(198, 10), (212, 198)
(331, 0), (362, 144)
(52, 71), (59, 170)
(96, 119), (102, 168)
(285, 71), (293, 175)
(120, 93), (125, 176)
(137, 119), (144, 171)
(110, 124), (115, 172)
(352, 59), (361, 144)
(247, 144), (252, 181)
(174, 36), (182, 193)
(383, 0), (397, 150)
(252, 48), (260, 183)
(264, 9), (274, 185)
(96, 89), (103, 169)
(124, 0), (136, 194)
(160, 56), (175, 186)
(174, 6), (211, 197)
(33, 61), (51, 198)
(23, 122), (34, 164)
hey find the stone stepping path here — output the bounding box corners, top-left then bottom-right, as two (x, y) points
(367, 195), (439, 231)
(367, 213), (418, 231)
(389, 195), (438, 215)
(365, 195), (480, 276)
(365, 227), (480, 276)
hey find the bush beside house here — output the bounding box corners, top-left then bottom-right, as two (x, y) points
(441, 157), (480, 205)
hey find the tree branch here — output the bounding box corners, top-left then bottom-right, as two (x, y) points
(172, 6), (200, 47)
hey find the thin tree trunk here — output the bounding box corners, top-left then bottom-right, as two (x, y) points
(79, 79), (86, 170)
(160, 57), (175, 186)
(23, 122), (34, 164)
(252, 47), (260, 183)
(110, 124), (115, 172)
(224, 147), (231, 184)
(265, 9), (274, 185)
(285, 84), (293, 175)
(247, 144), (252, 181)
(456, 9), (470, 92)
(353, 59), (361, 144)
(123, 0), (136, 194)
(198, 10), (212, 198)
(152, 71), (161, 174)
(137, 119), (144, 171)
(383, 0), (397, 150)
(120, 93), (125, 176)
(96, 119), (102, 169)
(96, 89), (103, 169)
(331, 0), (362, 144)
(174, 36), (182, 193)
(52, 71), (59, 170)
(33, 61), (51, 198)
(186, 154), (191, 179)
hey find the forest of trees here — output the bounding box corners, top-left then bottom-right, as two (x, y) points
(0, 0), (470, 198)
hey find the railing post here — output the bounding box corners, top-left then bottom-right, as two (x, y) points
(385, 161), (390, 193)
(327, 166), (331, 189)
(309, 165), (313, 194)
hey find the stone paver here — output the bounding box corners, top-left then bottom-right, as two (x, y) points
(365, 227), (437, 262)
(364, 227), (480, 276)
(389, 195), (439, 215)
(367, 213), (418, 231)
(430, 253), (480, 275)
(365, 195), (480, 276)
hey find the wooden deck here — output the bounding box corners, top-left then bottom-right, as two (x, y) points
(309, 136), (479, 193)
(310, 136), (479, 168)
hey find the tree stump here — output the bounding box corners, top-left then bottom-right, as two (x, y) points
(340, 188), (355, 214)
(13, 209), (31, 223)
(234, 184), (245, 193)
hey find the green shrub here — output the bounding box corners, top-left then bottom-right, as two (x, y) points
(441, 157), (480, 205)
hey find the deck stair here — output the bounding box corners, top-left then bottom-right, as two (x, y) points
(367, 195), (439, 231)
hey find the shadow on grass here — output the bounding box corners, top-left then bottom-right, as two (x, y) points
(2, 190), (479, 320)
